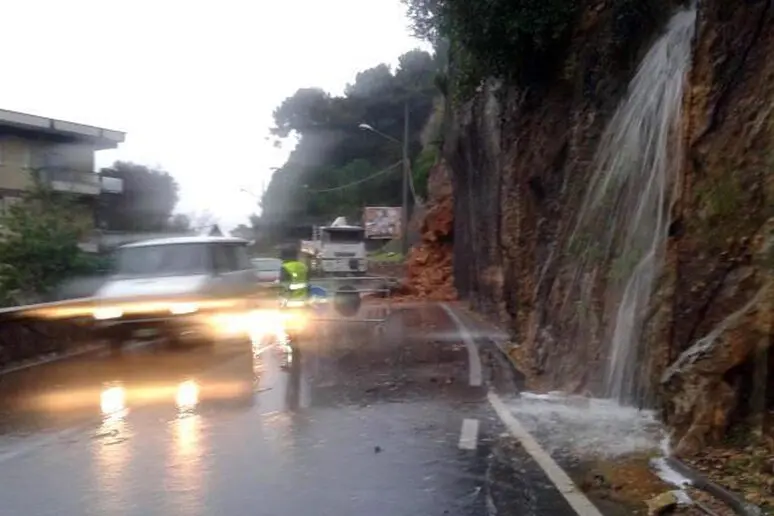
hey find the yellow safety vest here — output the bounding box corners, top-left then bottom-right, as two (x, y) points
(281, 261), (309, 300)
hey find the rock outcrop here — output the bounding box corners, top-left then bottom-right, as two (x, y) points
(442, 0), (774, 450)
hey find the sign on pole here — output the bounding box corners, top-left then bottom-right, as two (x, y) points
(363, 206), (401, 239)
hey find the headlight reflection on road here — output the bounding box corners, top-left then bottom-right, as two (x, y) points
(100, 386), (126, 415)
(94, 400), (130, 515)
(176, 380), (200, 411)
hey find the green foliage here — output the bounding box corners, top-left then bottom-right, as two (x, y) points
(413, 146), (439, 200)
(259, 49), (441, 240)
(403, 0), (580, 95)
(168, 213), (192, 232)
(0, 185), (99, 305)
(98, 161), (180, 232)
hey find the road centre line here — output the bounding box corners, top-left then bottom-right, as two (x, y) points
(440, 303), (482, 387)
(458, 418), (480, 450)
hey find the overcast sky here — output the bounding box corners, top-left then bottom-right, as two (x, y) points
(0, 0), (427, 230)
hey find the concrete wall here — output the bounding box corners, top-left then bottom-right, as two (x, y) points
(0, 135), (97, 191)
(0, 136), (33, 191)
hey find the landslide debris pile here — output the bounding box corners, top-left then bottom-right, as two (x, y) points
(401, 161), (457, 301)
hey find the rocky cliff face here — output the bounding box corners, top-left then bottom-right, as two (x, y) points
(444, 0), (774, 452)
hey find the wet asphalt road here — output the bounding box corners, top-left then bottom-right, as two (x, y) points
(0, 306), (578, 516)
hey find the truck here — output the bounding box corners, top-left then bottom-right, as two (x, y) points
(300, 217), (367, 277)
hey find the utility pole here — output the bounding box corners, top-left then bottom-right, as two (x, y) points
(358, 105), (412, 255)
(401, 101), (410, 257)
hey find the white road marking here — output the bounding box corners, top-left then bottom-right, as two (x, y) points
(458, 418), (480, 450)
(440, 303), (482, 387)
(442, 303), (603, 516)
(488, 390), (603, 515)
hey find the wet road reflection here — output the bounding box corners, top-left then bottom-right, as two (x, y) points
(100, 386), (126, 415)
(0, 326), (530, 516)
(167, 412), (205, 516)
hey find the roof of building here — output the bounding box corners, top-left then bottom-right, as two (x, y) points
(120, 235), (249, 248)
(0, 108), (125, 150)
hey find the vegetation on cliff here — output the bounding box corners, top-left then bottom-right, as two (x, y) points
(403, 0), (675, 97)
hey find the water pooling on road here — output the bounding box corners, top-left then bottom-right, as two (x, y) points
(0, 306), (588, 516)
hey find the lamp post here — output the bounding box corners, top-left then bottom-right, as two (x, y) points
(358, 101), (410, 257)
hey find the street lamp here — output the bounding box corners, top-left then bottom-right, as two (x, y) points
(359, 102), (411, 257)
(358, 124), (401, 145)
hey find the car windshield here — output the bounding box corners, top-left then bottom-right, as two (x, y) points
(324, 229), (364, 244)
(114, 243), (211, 277)
(252, 258), (281, 272)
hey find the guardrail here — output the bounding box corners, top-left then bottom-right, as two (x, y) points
(0, 297), (103, 370)
(307, 274), (396, 324)
(0, 296), (97, 319)
(0, 276), (401, 369)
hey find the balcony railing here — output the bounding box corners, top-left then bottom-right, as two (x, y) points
(36, 169), (123, 195)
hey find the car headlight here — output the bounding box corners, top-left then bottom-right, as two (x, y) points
(170, 303), (199, 315)
(93, 307), (123, 320)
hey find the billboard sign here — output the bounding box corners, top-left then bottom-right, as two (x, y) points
(363, 206), (401, 239)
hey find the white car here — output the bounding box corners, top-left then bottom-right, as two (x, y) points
(251, 257), (282, 285)
(91, 236), (271, 351)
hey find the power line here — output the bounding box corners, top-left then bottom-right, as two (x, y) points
(306, 161), (402, 193)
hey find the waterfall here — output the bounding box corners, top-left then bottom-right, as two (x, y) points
(566, 8), (697, 405)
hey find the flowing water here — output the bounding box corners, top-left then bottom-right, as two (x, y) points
(565, 8), (697, 405)
(510, 392), (662, 458)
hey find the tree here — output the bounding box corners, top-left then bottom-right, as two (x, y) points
(168, 213), (192, 233)
(345, 64), (394, 98)
(231, 224), (254, 240)
(186, 210), (220, 233)
(0, 185), (99, 306)
(258, 49), (441, 242)
(98, 161), (180, 232)
(271, 88), (333, 138)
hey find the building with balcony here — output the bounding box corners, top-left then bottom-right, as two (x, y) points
(0, 108), (126, 251)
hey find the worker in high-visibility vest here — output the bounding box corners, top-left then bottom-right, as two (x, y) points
(278, 244), (309, 306)
(277, 244), (309, 359)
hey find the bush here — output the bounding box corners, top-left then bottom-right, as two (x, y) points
(0, 186), (100, 306)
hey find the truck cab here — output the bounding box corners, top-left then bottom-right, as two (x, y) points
(303, 219), (367, 277)
(319, 225), (367, 275)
